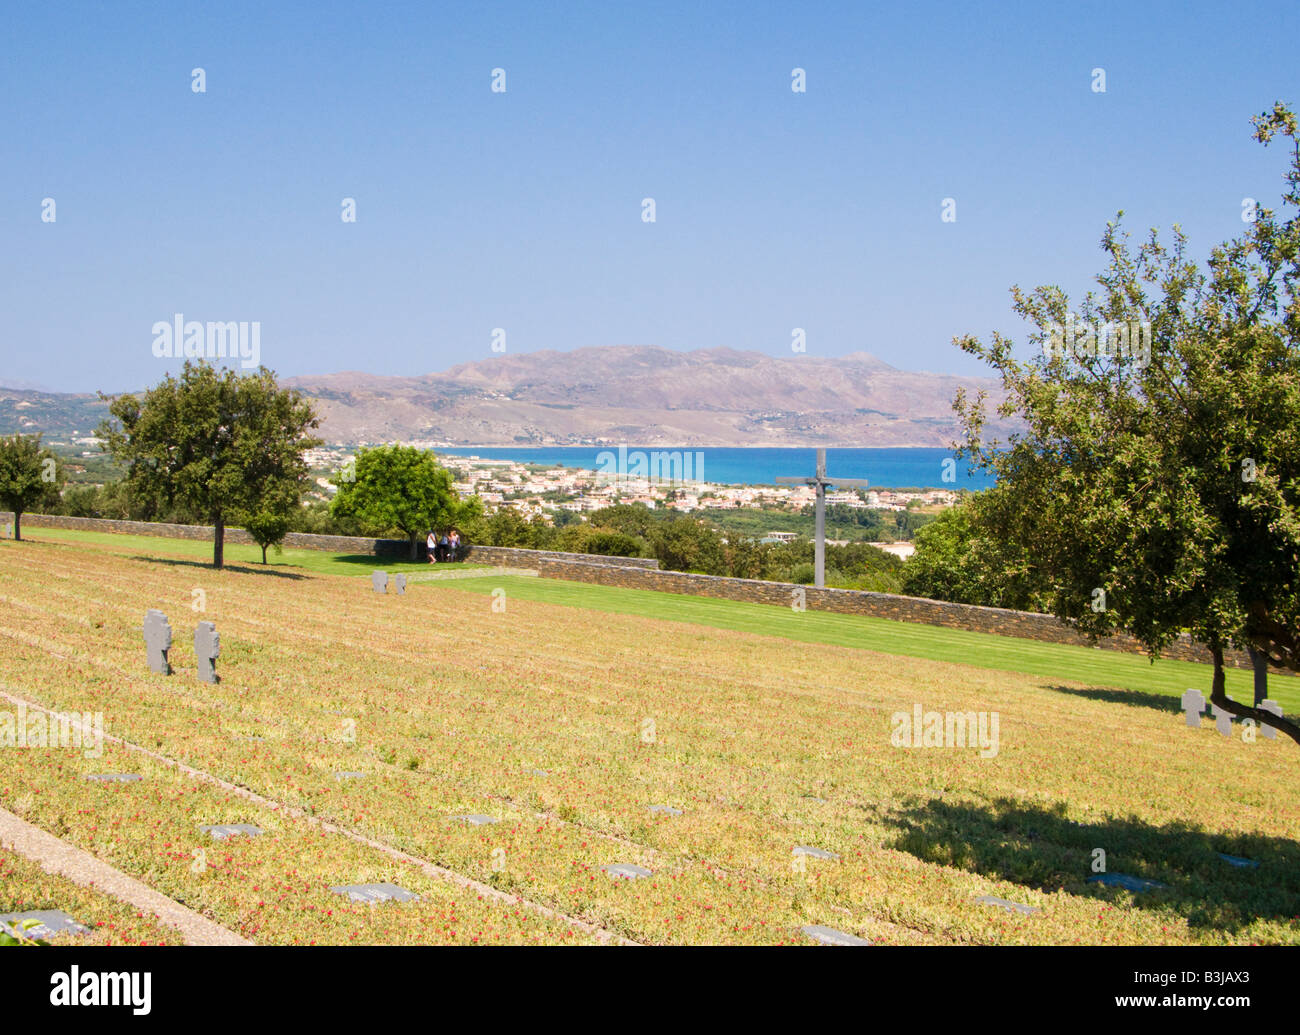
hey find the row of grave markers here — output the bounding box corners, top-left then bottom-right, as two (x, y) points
(143, 610), (220, 683)
(1181, 689), (1283, 738)
(18, 762), (1260, 945)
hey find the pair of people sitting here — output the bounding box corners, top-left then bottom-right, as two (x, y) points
(426, 529), (461, 563)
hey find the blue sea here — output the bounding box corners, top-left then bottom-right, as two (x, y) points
(437, 446), (996, 490)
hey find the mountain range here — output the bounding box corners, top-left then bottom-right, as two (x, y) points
(1, 346), (1015, 448)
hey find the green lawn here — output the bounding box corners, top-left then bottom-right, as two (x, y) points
(17, 524), (1297, 713)
(17, 526), (485, 578)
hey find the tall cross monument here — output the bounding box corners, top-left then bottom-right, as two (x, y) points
(775, 448), (870, 588)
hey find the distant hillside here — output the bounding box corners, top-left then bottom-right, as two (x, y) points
(284, 346), (1017, 447)
(2, 347), (1018, 448)
(0, 389), (110, 441)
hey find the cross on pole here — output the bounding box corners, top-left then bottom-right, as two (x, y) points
(775, 448), (870, 588)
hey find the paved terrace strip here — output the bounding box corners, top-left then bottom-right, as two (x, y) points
(0, 805), (251, 946)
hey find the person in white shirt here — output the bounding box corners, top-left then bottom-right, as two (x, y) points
(426, 529), (437, 563)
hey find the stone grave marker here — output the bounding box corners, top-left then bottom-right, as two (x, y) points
(1211, 703), (1233, 737)
(793, 845), (839, 861)
(143, 609), (172, 675)
(1217, 852), (1260, 869)
(1181, 689), (1205, 728)
(1088, 873), (1168, 892)
(975, 894), (1040, 916)
(371, 571), (388, 594)
(603, 864), (652, 879)
(194, 621), (220, 683)
(1259, 699), (1283, 740)
(648, 805), (682, 816)
(330, 882), (420, 903)
(0, 910), (90, 940)
(801, 924), (870, 946)
(451, 814), (497, 826)
(393, 573), (406, 595)
(84, 773), (141, 783)
(334, 771), (365, 781)
(200, 823), (262, 840)
(525, 768), (550, 777)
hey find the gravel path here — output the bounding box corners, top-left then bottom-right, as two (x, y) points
(0, 806), (251, 946)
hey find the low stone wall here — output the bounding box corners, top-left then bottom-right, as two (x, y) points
(534, 558), (1263, 671)
(2, 513), (658, 569)
(461, 544), (658, 569)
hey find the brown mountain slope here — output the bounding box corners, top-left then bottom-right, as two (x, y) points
(283, 346), (1017, 447)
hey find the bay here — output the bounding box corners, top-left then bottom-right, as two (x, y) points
(437, 446), (996, 490)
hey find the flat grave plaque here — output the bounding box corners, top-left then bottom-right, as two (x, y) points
(801, 924), (870, 946)
(975, 894), (1040, 916)
(84, 773), (141, 783)
(525, 768), (550, 777)
(334, 771), (365, 781)
(201, 823), (262, 840)
(1217, 852), (1260, 869)
(1088, 873), (1168, 892)
(793, 845), (839, 860)
(330, 882), (420, 903)
(452, 814), (497, 826)
(648, 805), (683, 816)
(0, 910), (90, 940)
(603, 864), (652, 879)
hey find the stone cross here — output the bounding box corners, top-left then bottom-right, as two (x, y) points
(1211, 703), (1232, 737)
(1180, 689), (1205, 728)
(393, 573), (406, 595)
(143, 609), (172, 675)
(371, 571), (388, 593)
(194, 622), (220, 683)
(775, 448), (870, 588)
(1259, 699), (1283, 740)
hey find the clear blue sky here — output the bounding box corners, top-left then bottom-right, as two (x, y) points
(2, 0), (1297, 393)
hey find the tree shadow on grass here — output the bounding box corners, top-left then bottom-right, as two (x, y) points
(882, 796), (1300, 935)
(1045, 684), (1184, 716)
(126, 555), (309, 580)
(324, 552), (422, 569)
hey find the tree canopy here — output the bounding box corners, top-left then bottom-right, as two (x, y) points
(954, 102), (1300, 745)
(0, 433), (65, 541)
(96, 362), (321, 568)
(330, 445), (478, 559)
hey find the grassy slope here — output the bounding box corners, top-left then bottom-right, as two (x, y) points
(1, 534), (1296, 945)
(19, 526), (1293, 713)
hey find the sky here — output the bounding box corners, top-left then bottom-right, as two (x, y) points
(2, 0), (1298, 394)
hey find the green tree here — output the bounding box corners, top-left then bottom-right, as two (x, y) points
(331, 445), (468, 560)
(954, 102), (1300, 745)
(648, 517), (728, 574)
(96, 362), (321, 569)
(0, 433), (64, 540)
(902, 491), (1050, 610)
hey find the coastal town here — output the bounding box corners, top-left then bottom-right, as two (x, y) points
(304, 445), (956, 550)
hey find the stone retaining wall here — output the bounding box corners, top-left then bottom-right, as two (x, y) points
(534, 557), (1263, 671)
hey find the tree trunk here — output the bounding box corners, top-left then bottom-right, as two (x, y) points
(261, 543), (268, 564)
(1209, 639), (1300, 746)
(214, 516), (225, 569)
(13, 510), (21, 542)
(409, 533), (419, 561)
